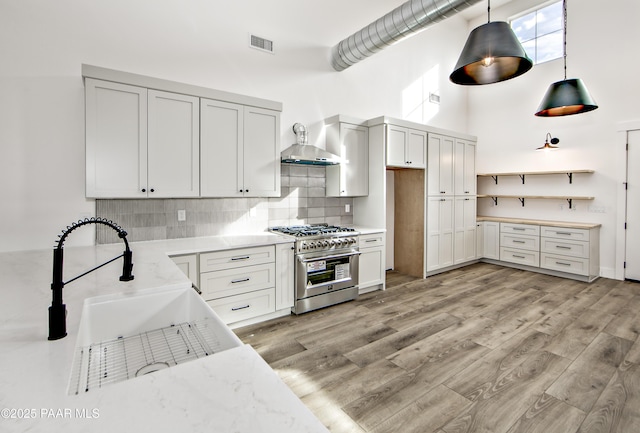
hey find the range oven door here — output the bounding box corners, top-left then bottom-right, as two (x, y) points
(296, 250), (360, 300)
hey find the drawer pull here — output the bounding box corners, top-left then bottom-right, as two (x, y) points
(555, 232), (572, 236)
(231, 304), (251, 311)
(512, 227), (525, 231)
(555, 245), (572, 250)
(231, 277), (251, 284)
(512, 240), (526, 244)
(365, 239), (378, 243)
(555, 261), (571, 266)
(231, 256), (251, 261)
(513, 255), (526, 259)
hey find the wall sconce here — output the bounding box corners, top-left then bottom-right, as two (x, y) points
(537, 133), (560, 151)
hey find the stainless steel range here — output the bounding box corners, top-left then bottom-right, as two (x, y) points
(269, 224), (360, 314)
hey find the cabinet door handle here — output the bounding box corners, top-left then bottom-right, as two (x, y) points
(141, 188), (146, 192)
(555, 245), (572, 250)
(512, 240), (525, 244)
(513, 255), (526, 259)
(555, 261), (571, 266)
(512, 227), (525, 231)
(231, 304), (251, 311)
(555, 232), (572, 236)
(231, 277), (251, 284)
(150, 188), (155, 193)
(440, 191), (446, 194)
(231, 255), (251, 261)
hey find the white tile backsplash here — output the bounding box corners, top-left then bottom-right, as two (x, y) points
(96, 166), (353, 243)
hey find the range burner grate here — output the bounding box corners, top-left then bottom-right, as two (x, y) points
(68, 319), (227, 394)
(270, 223), (355, 237)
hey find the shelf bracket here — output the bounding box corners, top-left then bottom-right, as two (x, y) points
(567, 172), (573, 184)
(519, 197), (525, 207)
(519, 174), (526, 184)
(491, 175), (498, 184)
(567, 198), (573, 209)
(491, 196), (498, 206)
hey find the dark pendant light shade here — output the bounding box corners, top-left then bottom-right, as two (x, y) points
(450, 21), (533, 85)
(535, 78), (598, 116)
(535, 0), (598, 117)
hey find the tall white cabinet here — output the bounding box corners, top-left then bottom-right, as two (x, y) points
(426, 133), (477, 275)
(86, 79), (199, 198)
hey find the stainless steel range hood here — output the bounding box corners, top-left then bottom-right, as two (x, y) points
(281, 123), (340, 165)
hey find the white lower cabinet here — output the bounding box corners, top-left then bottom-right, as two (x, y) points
(170, 254), (199, 288)
(198, 243), (293, 326)
(499, 223), (540, 267)
(358, 232), (386, 293)
(481, 221), (500, 260)
(479, 218), (600, 282)
(207, 288), (276, 324)
(426, 197), (456, 273)
(275, 242), (295, 310)
(539, 226), (599, 278)
(454, 197), (477, 264)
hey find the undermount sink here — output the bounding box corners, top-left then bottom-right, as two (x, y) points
(68, 285), (242, 395)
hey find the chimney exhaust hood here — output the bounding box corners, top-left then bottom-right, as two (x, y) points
(281, 123), (340, 166)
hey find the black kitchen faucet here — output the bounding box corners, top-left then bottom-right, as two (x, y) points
(48, 218), (134, 340)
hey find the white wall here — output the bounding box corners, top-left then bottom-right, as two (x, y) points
(0, 0), (470, 252)
(468, 0), (640, 279)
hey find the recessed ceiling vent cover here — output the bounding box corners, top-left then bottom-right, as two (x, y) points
(249, 34), (274, 54)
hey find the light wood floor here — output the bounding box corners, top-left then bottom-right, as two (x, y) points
(234, 263), (640, 433)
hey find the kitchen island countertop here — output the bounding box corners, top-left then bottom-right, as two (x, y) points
(0, 233), (327, 433)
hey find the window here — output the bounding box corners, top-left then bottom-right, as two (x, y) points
(511, 1), (563, 65)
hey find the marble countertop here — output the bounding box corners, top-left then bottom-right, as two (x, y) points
(0, 233), (327, 433)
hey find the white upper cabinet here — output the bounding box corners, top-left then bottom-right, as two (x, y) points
(326, 121), (369, 197)
(386, 125), (426, 168)
(86, 79), (148, 198)
(427, 133), (454, 196)
(201, 100), (280, 197)
(84, 66), (283, 199)
(85, 79), (199, 198)
(147, 90), (200, 197)
(243, 106), (281, 197)
(200, 99), (243, 197)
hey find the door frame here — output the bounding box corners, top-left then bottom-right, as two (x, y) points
(616, 120), (640, 280)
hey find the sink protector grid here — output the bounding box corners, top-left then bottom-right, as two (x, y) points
(69, 318), (227, 394)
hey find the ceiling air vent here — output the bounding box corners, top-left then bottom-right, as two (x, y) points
(249, 34), (274, 54)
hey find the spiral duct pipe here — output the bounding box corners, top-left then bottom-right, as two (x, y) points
(331, 0), (483, 71)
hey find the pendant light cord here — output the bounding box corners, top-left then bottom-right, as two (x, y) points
(563, 0), (567, 80)
(487, 0), (491, 23)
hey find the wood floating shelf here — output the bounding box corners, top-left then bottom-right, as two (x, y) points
(477, 169), (594, 184)
(477, 194), (595, 209)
